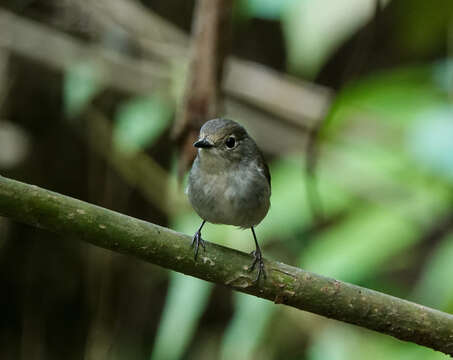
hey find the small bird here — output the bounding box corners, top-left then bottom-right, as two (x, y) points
(187, 118), (271, 282)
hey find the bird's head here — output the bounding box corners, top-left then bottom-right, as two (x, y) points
(194, 118), (253, 165)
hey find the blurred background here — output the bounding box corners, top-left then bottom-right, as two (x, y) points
(0, 0), (453, 359)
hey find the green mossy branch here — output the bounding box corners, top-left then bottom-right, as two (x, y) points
(0, 175), (452, 355)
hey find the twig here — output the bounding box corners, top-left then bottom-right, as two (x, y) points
(305, 118), (325, 222)
(172, 0), (233, 176)
(84, 107), (187, 216)
(0, 175), (452, 356)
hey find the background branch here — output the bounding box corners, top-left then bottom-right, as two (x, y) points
(0, 175), (452, 356)
(172, 0), (233, 176)
(0, 7), (331, 133)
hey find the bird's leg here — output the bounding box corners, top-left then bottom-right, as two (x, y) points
(248, 227), (266, 282)
(191, 220), (206, 260)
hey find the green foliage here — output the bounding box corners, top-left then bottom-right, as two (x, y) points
(151, 273), (213, 360)
(299, 61), (453, 359)
(236, 0), (298, 20)
(408, 107), (453, 181)
(220, 294), (274, 360)
(63, 61), (102, 118)
(113, 94), (173, 154)
(282, 0), (385, 77)
(302, 207), (420, 282)
(413, 234), (453, 312)
(307, 323), (450, 360)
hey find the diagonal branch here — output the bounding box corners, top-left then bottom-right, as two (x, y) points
(0, 174), (452, 356)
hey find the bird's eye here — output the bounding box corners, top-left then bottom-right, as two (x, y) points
(225, 136), (236, 148)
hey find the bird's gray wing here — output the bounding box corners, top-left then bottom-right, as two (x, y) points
(257, 151), (271, 186)
(263, 160), (271, 186)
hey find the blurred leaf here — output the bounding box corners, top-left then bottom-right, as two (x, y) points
(237, 0), (297, 20)
(63, 62), (102, 118)
(307, 323), (448, 360)
(283, 0), (390, 77)
(113, 94), (173, 154)
(308, 325), (356, 360)
(323, 64), (448, 138)
(302, 138), (452, 282)
(407, 106), (453, 182)
(220, 293), (274, 360)
(258, 157), (311, 238)
(151, 273), (212, 360)
(412, 234), (453, 312)
(301, 206), (419, 282)
(0, 121), (29, 168)
(433, 59), (453, 94)
(259, 156), (353, 240)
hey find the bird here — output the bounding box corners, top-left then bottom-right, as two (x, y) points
(187, 118), (271, 282)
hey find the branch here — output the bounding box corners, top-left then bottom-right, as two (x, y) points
(0, 8), (331, 131)
(79, 0), (332, 129)
(0, 175), (452, 356)
(0, 8), (169, 95)
(172, 0), (233, 176)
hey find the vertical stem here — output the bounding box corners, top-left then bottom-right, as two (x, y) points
(172, 0), (234, 177)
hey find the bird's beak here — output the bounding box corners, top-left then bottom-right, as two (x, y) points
(193, 138), (214, 148)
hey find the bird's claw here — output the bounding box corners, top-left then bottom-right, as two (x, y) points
(248, 249), (266, 283)
(191, 230), (206, 260)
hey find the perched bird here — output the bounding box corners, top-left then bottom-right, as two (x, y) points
(187, 118), (271, 281)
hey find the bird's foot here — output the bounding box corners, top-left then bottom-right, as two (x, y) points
(191, 230), (206, 260)
(248, 249), (266, 283)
